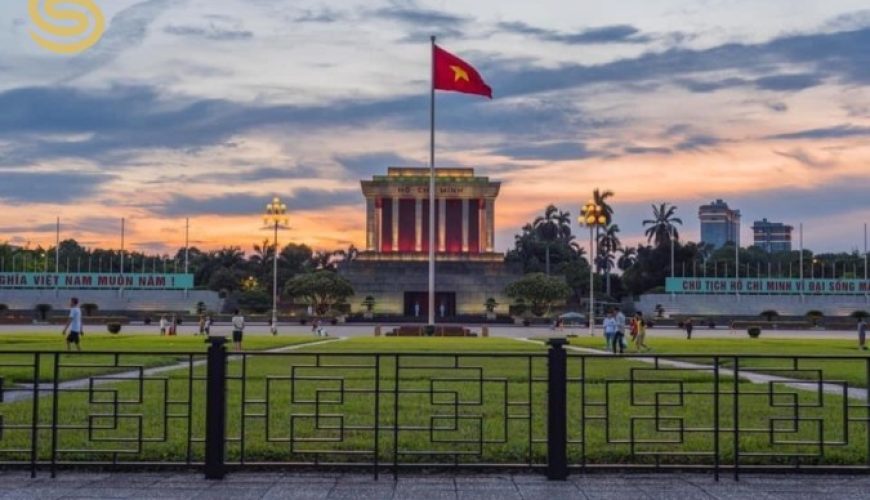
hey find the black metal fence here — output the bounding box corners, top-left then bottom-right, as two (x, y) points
(2, 338), (870, 481)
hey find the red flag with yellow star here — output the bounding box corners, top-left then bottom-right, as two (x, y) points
(433, 45), (492, 98)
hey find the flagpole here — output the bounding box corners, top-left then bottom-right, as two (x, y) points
(428, 35), (436, 328)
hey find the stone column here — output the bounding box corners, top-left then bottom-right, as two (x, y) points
(375, 198), (382, 252)
(461, 199), (469, 252)
(438, 198), (447, 252)
(366, 197), (376, 251)
(392, 196), (399, 252)
(486, 198), (495, 252)
(415, 198), (422, 252)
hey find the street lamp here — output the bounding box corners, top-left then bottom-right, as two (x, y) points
(263, 197), (289, 335)
(580, 200), (607, 336)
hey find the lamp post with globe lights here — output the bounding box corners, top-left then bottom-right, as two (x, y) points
(580, 200), (607, 336)
(263, 197), (289, 335)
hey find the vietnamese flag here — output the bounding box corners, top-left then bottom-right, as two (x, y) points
(433, 45), (492, 99)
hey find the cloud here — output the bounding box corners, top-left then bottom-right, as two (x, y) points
(490, 142), (596, 161)
(489, 27), (870, 98)
(152, 188), (359, 217)
(335, 152), (423, 178)
(373, 5), (468, 27)
(163, 24), (253, 41)
(675, 135), (721, 151)
(61, 0), (175, 81)
(766, 124), (870, 140)
(371, 3), (471, 42)
(774, 148), (835, 169)
(498, 21), (651, 45)
(753, 73), (824, 91)
(624, 146), (672, 155)
(294, 8), (343, 23)
(0, 171), (114, 203)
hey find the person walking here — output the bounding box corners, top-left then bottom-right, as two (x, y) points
(204, 315), (212, 336)
(159, 315), (167, 336)
(169, 314), (178, 336)
(858, 318), (868, 350)
(634, 311), (650, 352)
(61, 297), (83, 352)
(231, 309), (245, 352)
(198, 315), (206, 336)
(615, 307), (627, 351)
(685, 318), (694, 340)
(603, 309), (617, 353)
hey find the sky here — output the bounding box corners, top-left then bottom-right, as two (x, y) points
(1, 0), (869, 256)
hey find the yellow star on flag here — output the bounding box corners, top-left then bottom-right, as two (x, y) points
(450, 65), (469, 83)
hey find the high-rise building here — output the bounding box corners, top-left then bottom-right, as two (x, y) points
(699, 199), (741, 249)
(752, 218), (793, 253)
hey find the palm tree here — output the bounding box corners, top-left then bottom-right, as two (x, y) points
(533, 205), (571, 275)
(593, 188), (615, 225)
(597, 224), (621, 295)
(617, 246), (637, 271)
(642, 203), (683, 248)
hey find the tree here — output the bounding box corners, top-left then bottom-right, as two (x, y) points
(284, 271), (354, 316)
(506, 206), (586, 274)
(237, 289), (271, 314)
(642, 203), (683, 248)
(533, 205), (571, 275)
(617, 247), (637, 271)
(592, 188), (614, 226)
(597, 224), (621, 296)
(208, 267), (240, 292)
(504, 273), (571, 317)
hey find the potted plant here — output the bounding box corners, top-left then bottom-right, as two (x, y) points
(747, 326), (761, 338)
(484, 297), (498, 321)
(82, 303), (99, 317)
(655, 304), (665, 318)
(107, 322), (122, 334)
(806, 310), (824, 328)
(35, 304), (52, 322)
(362, 295), (376, 320)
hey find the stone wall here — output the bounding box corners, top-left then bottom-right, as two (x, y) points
(339, 260), (522, 315)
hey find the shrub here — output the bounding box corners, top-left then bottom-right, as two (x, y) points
(35, 304), (52, 321)
(107, 322), (122, 334)
(81, 303), (98, 316)
(330, 318), (338, 326)
(708, 320), (716, 329)
(747, 326), (761, 338)
(144, 316), (152, 326)
(300, 318), (308, 325)
(760, 310), (779, 322)
(0, 304), (8, 315)
(806, 310), (824, 326)
(484, 297), (498, 313)
(850, 311), (870, 320)
(362, 295), (376, 312)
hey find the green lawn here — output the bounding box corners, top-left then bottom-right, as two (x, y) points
(0, 332), (324, 384)
(564, 336), (870, 388)
(1, 336), (867, 468)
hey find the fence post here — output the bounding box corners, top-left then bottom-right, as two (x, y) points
(546, 338), (568, 480)
(204, 336), (228, 480)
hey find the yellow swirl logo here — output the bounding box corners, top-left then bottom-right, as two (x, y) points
(28, 0), (105, 55)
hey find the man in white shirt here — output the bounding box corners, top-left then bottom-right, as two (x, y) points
(231, 309), (245, 352)
(62, 297), (83, 351)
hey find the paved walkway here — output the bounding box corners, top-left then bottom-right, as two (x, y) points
(1, 471), (868, 499)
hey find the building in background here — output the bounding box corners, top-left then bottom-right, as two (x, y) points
(699, 199), (741, 249)
(752, 218), (793, 253)
(341, 167), (520, 317)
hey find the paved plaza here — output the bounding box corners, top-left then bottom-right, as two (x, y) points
(1, 470), (868, 499)
(0, 323), (862, 341)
